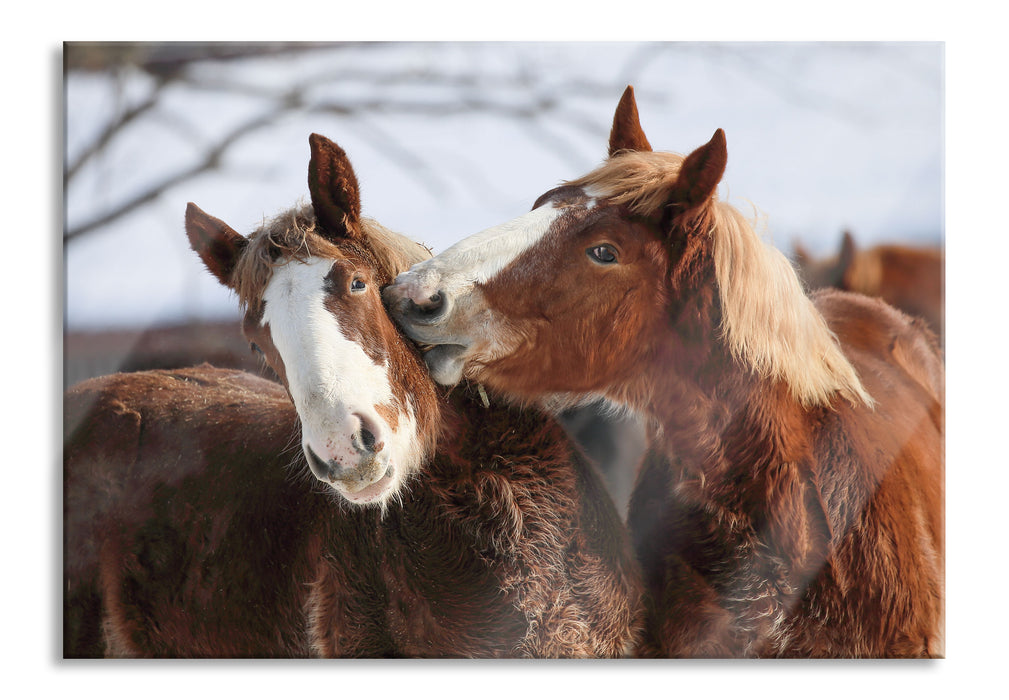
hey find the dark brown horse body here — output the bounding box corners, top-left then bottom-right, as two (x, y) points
(384, 87), (944, 657)
(65, 366), (638, 657)
(63, 133), (643, 658)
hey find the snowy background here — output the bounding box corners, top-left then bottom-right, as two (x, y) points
(65, 42), (942, 331)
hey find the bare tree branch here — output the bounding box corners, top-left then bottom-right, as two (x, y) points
(65, 106), (288, 242)
(64, 43), (662, 244)
(336, 116), (451, 199)
(66, 83), (167, 183)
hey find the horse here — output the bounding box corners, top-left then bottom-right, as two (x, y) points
(63, 133), (644, 658)
(383, 87), (944, 658)
(794, 230), (944, 342)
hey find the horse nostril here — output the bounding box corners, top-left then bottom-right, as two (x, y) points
(305, 445), (326, 479)
(305, 445), (349, 482)
(406, 290), (446, 320)
(351, 415), (384, 456)
(359, 427), (377, 453)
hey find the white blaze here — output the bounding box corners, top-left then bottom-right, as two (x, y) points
(394, 203), (563, 300)
(261, 258), (422, 490)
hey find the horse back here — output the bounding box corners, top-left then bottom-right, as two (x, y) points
(63, 366), (336, 657)
(64, 369), (643, 658)
(814, 288), (942, 411)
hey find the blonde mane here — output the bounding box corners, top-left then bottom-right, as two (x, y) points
(231, 202), (432, 310)
(571, 150), (685, 215)
(710, 202), (873, 408)
(571, 151), (872, 409)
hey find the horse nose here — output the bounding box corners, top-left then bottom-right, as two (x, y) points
(305, 445), (355, 483)
(351, 414), (385, 456)
(404, 291), (445, 318)
(384, 279), (447, 322)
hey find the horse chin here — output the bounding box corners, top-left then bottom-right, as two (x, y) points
(331, 463), (399, 506)
(424, 344), (468, 386)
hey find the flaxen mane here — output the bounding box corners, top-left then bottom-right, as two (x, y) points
(231, 202), (432, 311)
(380, 90), (943, 657)
(570, 151), (872, 409)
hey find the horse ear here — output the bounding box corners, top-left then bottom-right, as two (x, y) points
(839, 231), (857, 269)
(185, 202), (247, 288)
(793, 241), (811, 267)
(608, 85), (652, 156)
(667, 129), (727, 214)
(838, 230), (858, 289)
(308, 133), (362, 239)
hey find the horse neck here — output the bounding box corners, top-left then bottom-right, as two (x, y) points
(398, 355), (445, 467)
(628, 275), (812, 490)
(433, 382), (571, 478)
(431, 382), (516, 470)
(632, 343), (822, 592)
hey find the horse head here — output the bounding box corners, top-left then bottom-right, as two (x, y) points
(186, 134), (439, 506)
(383, 86), (726, 403)
(384, 86), (867, 413)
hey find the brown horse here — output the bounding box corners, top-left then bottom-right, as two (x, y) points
(794, 230), (944, 342)
(384, 87), (944, 657)
(63, 133), (643, 658)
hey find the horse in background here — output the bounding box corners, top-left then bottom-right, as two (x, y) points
(64, 133), (643, 658)
(794, 230), (943, 342)
(384, 87), (944, 657)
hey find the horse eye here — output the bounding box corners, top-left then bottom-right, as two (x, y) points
(250, 342), (263, 356)
(587, 245), (618, 265)
(350, 279), (367, 292)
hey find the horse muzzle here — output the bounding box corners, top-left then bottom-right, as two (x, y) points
(301, 412), (398, 504)
(305, 444), (396, 502)
(422, 344), (469, 386)
(384, 271), (480, 386)
(384, 280), (454, 334)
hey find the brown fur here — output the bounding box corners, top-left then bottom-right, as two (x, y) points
(64, 367), (642, 657)
(627, 289), (943, 657)
(63, 133), (643, 657)
(442, 89), (944, 657)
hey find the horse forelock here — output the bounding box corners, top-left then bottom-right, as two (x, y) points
(359, 217), (434, 281)
(231, 202), (432, 311)
(709, 202), (873, 409)
(567, 150), (686, 216)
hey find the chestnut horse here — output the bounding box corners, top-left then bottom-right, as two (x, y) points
(63, 133), (643, 658)
(384, 87), (944, 657)
(794, 230), (944, 342)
